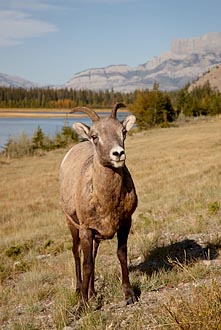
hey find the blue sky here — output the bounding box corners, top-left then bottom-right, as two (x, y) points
(0, 0), (221, 86)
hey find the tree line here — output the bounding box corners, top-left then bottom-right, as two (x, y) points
(175, 81), (221, 117)
(0, 87), (134, 109)
(0, 81), (221, 129)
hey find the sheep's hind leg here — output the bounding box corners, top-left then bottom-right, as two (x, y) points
(66, 217), (82, 294)
(117, 221), (138, 305)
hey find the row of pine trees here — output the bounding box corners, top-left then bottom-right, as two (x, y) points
(0, 81), (221, 128)
(0, 87), (133, 109)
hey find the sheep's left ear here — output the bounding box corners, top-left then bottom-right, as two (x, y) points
(73, 122), (90, 140)
(122, 115), (136, 132)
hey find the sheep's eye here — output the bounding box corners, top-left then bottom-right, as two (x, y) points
(91, 135), (98, 143)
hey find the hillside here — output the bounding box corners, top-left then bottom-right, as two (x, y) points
(1, 117), (221, 329)
(189, 64), (221, 92)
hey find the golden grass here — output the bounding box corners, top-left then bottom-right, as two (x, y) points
(1, 116), (221, 329)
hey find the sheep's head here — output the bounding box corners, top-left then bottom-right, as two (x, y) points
(71, 103), (136, 168)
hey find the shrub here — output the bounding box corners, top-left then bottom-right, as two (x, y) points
(1, 122), (78, 158)
(3, 133), (34, 158)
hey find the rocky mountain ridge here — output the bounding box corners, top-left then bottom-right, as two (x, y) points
(66, 32), (221, 91)
(171, 32), (221, 55)
(0, 73), (38, 89)
(1, 32), (221, 91)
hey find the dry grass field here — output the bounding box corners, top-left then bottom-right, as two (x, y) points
(1, 116), (221, 329)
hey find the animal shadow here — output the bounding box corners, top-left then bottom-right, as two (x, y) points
(130, 238), (219, 276)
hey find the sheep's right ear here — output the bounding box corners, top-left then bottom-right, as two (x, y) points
(73, 122), (90, 140)
(122, 115), (136, 132)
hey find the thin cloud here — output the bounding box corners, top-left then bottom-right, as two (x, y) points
(1, 0), (57, 12)
(0, 0), (137, 47)
(0, 10), (57, 47)
(1, 0), (74, 13)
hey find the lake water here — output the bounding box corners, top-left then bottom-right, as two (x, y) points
(0, 112), (129, 149)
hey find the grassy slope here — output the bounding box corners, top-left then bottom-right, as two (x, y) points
(1, 117), (221, 329)
(189, 64), (221, 92)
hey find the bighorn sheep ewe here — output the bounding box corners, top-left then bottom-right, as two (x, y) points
(59, 103), (138, 304)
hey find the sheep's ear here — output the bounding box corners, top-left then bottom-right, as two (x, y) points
(122, 115), (136, 132)
(73, 122), (90, 140)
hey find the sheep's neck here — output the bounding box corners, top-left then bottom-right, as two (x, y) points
(92, 158), (123, 207)
(86, 155), (135, 239)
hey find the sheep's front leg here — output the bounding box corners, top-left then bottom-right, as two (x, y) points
(117, 221), (137, 305)
(79, 228), (94, 303)
(71, 228), (82, 294)
(89, 238), (100, 298)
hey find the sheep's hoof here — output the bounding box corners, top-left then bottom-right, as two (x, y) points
(126, 295), (138, 305)
(89, 290), (97, 299)
(74, 301), (90, 319)
(73, 304), (83, 320)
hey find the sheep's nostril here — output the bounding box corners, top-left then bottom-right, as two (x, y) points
(110, 147), (126, 162)
(113, 150), (125, 157)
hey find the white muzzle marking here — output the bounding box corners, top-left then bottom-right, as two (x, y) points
(110, 146), (126, 168)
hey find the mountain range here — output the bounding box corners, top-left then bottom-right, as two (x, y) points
(0, 73), (38, 89)
(1, 32), (221, 92)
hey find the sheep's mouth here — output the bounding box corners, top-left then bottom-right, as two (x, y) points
(110, 159), (125, 168)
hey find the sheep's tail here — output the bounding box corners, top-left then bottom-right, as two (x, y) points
(62, 208), (81, 230)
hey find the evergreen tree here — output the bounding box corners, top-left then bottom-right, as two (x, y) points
(32, 126), (45, 149)
(131, 84), (175, 129)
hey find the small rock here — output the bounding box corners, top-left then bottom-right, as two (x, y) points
(36, 254), (51, 260)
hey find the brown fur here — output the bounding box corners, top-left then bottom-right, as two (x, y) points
(59, 104), (138, 304)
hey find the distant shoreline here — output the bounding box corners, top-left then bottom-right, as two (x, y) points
(0, 108), (128, 118)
